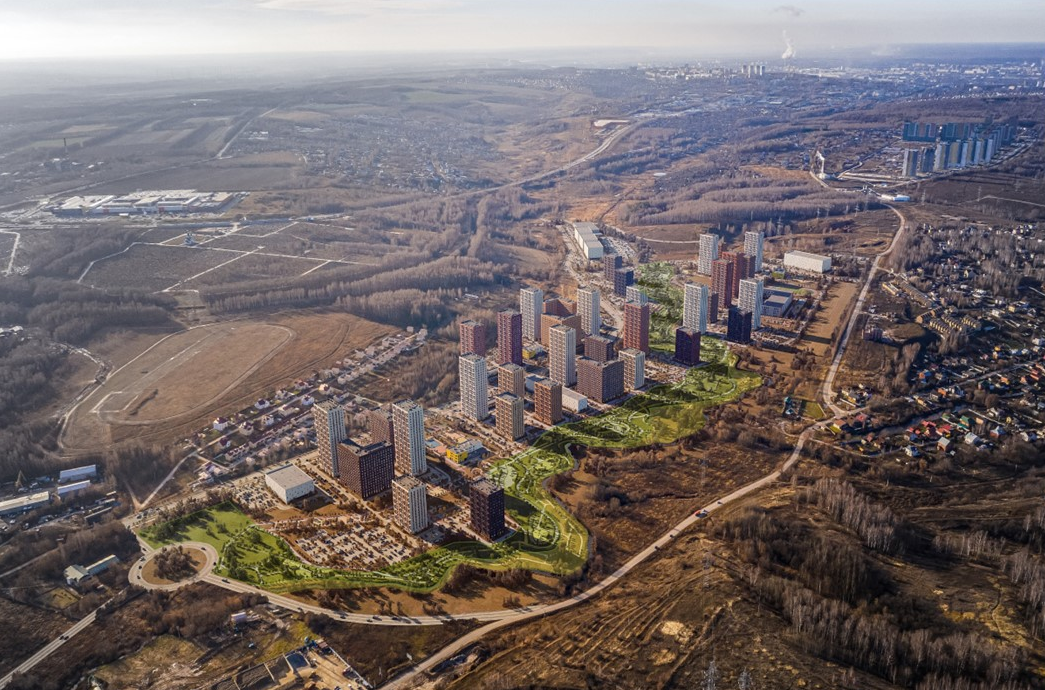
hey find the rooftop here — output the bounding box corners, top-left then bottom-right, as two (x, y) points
(264, 463), (313, 489)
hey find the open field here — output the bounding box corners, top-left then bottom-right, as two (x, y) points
(83, 243), (236, 292)
(63, 311), (392, 451)
(0, 595), (70, 677)
(144, 344), (760, 594)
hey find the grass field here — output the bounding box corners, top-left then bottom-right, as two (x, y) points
(637, 261), (684, 352)
(144, 343), (760, 593)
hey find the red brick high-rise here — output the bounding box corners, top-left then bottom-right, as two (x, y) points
(496, 310), (523, 365)
(623, 300), (650, 354)
(458, 319), (486, 356)
(711, 258), (734, 308)
(534, 378), (563, 425)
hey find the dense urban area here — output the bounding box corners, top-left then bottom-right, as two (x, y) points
(0, 40), (1043, 690)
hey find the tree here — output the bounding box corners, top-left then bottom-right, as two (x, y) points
(738, 669), (754, 690)
(704, 660), (720, 690)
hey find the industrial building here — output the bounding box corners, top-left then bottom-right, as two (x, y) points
(64, 555), (119, 588)
(0, 491), (50, 517)
(572, 221), (605, 260)
(393, 476), (429, 534)
(470, 478), (506, 541)
(783, 250), (832, 274)
(59, 465), (97, 483)
(761, 289), (794, 317)
(264, 464), (316, 503)
(50, 190), (242, 217)
(56, 480), (91, 498)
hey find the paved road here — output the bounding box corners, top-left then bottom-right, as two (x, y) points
(129, 541), (218, 592)
(821, 204), (907, 417)
(0, 605), (104, 689)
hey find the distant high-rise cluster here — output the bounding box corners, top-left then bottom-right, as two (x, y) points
(900, 119), (1017, 178)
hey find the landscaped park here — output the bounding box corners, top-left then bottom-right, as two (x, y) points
(142, 333), (759, 594)
(636, 262), (684, 352)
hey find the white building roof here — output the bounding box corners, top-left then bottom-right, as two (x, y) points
(0, 491), (50, 515)
(264, 463), (313, 490)
(784, 250), (830, 261)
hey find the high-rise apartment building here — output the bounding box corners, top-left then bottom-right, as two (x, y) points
(368, 407), (394, 450)
(458, 319), (486, 356)
(534, 378), (563, 424)
(495, 392), (525, 441)
(698, 233), (720, 275)
(549, 324), (577, 387)
(623, 300), (650, 354)
(458, 354), (489, 421)
(603, 253), (622, 282)
(496, 310), (523, 365)
(577, 287), (601, 336)
(613, 267), (634, 297)
(392, 400), (426, 476)
(519, 288), (543, 342)
(497, 362), (525, 397)
(738, 278), (765, 330)
(577, 357), (625, 403)
(708, 291), (720, 324)
(711, 258), (734, 308)
(470, 478), (506, 541)
(540, 312), (583, 347)
(620, 348), (645, 390)
(726, 307), (753, 344)
(625, 285), (648, 305)
(683, 283), (709, 334)
(583, 334), (616, 363)
(336, 440), (394, 499)
(744, 230), (764, 273)
(313, 401), (347, 477)
(392, 476), (428, 534)
(674, 327), (702, 366)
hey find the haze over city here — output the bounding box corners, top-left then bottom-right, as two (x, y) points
(1, 0), (1043, 59)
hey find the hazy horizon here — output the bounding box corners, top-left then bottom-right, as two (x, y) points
(2, 1), (1043, 61)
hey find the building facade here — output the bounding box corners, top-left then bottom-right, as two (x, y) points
(577, 357), (625, 403)
(583, 334), (616, 363)
(783, 250), (831, 274)
(470, 478), (506, 541)
(534, 378), (563, 425)
(519, 288), (543, 342)
(613, 267), (634, 297)
(603, 253), (622, 281)
(683, 283), (709, 334)
(698, 233), (720, 275)
(674, 327), (702, 366)
(497, 310), (523, 365)
(393, 476), (428, 534)
(498, 362), (525, 397)
(313, 401), (346, 478)
(625, 285), (648, 305)
(458, 319), (486, 356)
(738, 278), (765, 330)
(392, 400), (426, 476)
(577, 286), (601, 336)
(620, 348), (645, 391)
(368, 407), (394, 449)
(458, 354), (489, 421)
(549, 324), (577, 387)
(744, 230), (764, 273)
(337, 440), (394, 499)
(711, 258), (735, 308)
(726, 307), (753, 344)
(495, 392), (525, 440)
(623, 300), (650, 354)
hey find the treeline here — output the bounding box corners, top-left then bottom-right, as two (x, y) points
(718, 507), (1031, 689)
(798, 479), (904, 554)
(201, 255), (501, 316)
(0, 276), (175, 344)
(28, 226), (141, 280)
(337, 288), (453, 328)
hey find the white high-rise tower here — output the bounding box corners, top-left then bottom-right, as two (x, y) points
(738, 278), (765, 330)
(698, 234), (720, 275)
(683, 283), (709, 334)
(458, 354), (489, 420)
(392, 400), (426, 476)
(577, 287), (601, 336)
(519, 287), (543, 342)
(744, 230), (764, 273)
(549, 325), (576, 387)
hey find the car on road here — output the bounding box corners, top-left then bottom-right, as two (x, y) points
(695, 509), (708, 518)
(221, 578), (229, 583)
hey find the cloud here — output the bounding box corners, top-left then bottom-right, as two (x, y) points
(774, 4), (804, 18)
(254, 0), (464, 15)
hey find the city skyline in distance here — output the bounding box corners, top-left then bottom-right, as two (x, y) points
(1, 0), (1043, 61)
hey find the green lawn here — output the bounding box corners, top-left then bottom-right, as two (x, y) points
(143, 322), (761, 594)
(638, 262), (685, 352)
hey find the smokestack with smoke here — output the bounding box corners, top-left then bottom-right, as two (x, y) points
(781, 30), (796, 60)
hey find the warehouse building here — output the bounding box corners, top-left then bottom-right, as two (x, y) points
(572, 222), (605, 260)
(0, 491), (50, 517)
(783, 250), (832, 274)
(264, 464), (315, 503)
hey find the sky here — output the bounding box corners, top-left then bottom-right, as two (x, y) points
(0, 0), (1042, 60)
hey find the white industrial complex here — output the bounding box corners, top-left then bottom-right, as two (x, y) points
(264, 463), (316, 503)
(571, 222), (605, 260)
(783, 250), (832, 274)
(49, 189), (244, 217)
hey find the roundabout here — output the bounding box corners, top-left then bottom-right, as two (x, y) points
(129, 541), (218, 592)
